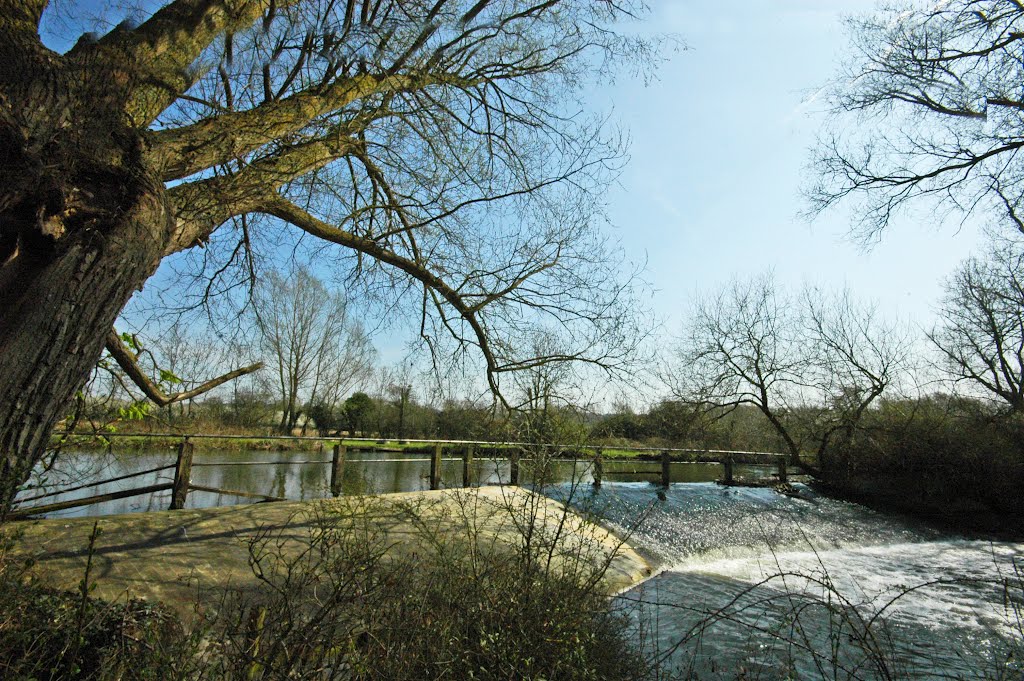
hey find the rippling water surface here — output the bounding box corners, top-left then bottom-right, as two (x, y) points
(561, 482), (1024, 680)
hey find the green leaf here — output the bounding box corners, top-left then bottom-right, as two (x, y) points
(118, 401), (151, 421)
(159, 368), (183, 385)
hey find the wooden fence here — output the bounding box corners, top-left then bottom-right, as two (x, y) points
(8, 434), (788, 519)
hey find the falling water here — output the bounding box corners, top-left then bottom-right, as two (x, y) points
(562, 482), (1023, 680)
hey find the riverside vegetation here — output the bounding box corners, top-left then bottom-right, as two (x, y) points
(0, 482), (654, 681)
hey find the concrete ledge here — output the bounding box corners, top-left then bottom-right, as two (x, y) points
(7, 487), (651, 617)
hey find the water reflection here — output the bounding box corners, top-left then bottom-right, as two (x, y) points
(17, 449), (774, 518)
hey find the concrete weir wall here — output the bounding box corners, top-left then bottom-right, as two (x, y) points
(9, 487), (651, 617)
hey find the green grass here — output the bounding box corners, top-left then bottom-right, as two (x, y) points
(50, 433), (740, 462)
(592, 447), (649, 460)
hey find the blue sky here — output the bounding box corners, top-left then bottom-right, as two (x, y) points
(50, 0), (991, 397)
(592, 0), (984, 333)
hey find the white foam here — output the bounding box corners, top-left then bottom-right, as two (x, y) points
(668, 539), (1024, 634)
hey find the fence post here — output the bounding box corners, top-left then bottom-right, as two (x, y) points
(462, 445), (474, 488)
(592, 449), (603, 487)
(661, 449), (671, 488)
(330, 444), (347, 497)
(170, 438), (194, 510)
(510, 450), (520, 486)
(430, 444), (443, 490)
(723, 455), (734, 485)
(777, 456), (787, 484)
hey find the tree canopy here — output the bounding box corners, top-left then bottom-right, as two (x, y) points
(0, 0), (657, 514)
(809, 0), (1024, 239)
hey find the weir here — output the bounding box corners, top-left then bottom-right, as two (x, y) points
(572, 482), (1024, 679)
(8, 487), (651, 620)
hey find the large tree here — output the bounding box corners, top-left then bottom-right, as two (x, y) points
(0, 0), (653, 514)
(808, 0), (1024, 240)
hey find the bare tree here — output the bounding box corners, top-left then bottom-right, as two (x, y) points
(508, 331), (583, 444)
(671, 273), (907, 467)
(800, 285), (910, 457)
(672, 274), (806, 464)
(256, 265), (374, 434)
(930, 233), (1024, 411)
(808, 1), (1024, 240)
(0, 0), (657, 513)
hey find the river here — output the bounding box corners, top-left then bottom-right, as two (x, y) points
(16, 449), (1023, 679)
(572, 483), (1024, 679)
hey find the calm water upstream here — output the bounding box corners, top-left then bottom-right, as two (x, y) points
(16, 449), (768, 517)
(17, 450), (1023, 678)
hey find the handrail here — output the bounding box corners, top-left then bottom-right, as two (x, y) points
(16, 463), (177, 503)
(191, 460), (331, 466)
(187, 484), (285, 502)
(8, 483), (175, 519)
(14, 436), (793, 519)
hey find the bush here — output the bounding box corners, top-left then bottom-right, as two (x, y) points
(1, 498), (654, 681)
(305, 401), (342, 437)
(820, 396), (1024, 518)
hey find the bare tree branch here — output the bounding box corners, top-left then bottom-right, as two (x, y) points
(104, 328), (263, 407)
(808, 1), (1024, 240)
(929, 231), (1024, 411)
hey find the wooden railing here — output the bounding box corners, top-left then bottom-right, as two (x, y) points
(589, 448), (788, 488)
(9, 434), (789, 519)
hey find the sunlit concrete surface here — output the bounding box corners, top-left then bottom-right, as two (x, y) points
(7, 487), (650, 618)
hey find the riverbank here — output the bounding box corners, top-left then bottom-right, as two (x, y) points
(811, 478), (1024, 540)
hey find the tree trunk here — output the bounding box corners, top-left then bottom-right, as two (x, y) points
(0, 57), (171, 514)
(0, 192), (169, 516)
(0, 2), (177, 516)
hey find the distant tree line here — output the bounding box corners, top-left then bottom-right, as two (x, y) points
(659, 231), (1024, 519)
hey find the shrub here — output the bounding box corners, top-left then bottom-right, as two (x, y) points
(1, 497), (654, 681)
(820, 396), (1024, 518)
